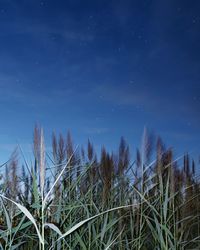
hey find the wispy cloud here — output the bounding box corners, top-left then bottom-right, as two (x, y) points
(93, 83), (199, 124)
(0, 72), (74, 107)
(1, 12), (94, 43)
(83, 127), (110, 135)
(93, 84), (162, 109)
(163, 131), (198, 142)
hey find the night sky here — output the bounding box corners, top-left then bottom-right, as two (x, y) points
(0, 0), (200, 162)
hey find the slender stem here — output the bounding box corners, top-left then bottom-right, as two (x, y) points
(41, 193), (45, 250)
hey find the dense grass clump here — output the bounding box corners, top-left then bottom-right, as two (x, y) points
(0, 126), (199, 249)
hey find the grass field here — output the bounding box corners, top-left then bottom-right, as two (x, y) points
(0, 126), (199, 249)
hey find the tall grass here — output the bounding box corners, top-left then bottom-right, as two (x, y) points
(0, 126), (199, 249)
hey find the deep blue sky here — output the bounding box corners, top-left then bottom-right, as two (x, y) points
(0, 0), (200, 162)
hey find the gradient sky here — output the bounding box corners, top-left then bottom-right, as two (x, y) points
(0, 0), (200, 163)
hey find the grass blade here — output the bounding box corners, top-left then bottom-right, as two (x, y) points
(0, 194), (44, 244)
